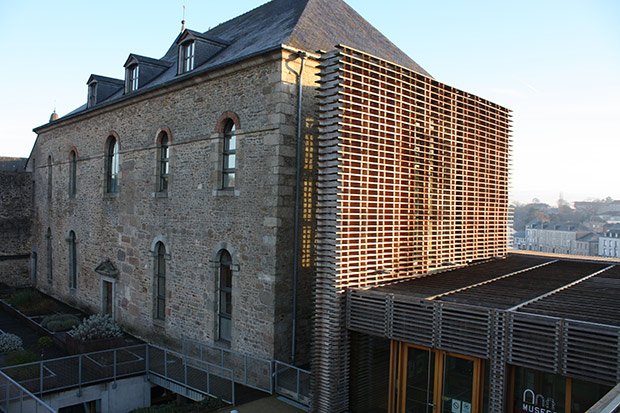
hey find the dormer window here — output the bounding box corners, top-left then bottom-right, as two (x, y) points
(87, 83), (97, 108)
(126, 65), (139, 93)
(180, 41), (195, 74)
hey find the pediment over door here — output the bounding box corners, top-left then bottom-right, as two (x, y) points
(95, 259), (119, 278)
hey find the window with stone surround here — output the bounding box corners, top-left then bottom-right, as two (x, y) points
(105, 136), (120, 193)
(67, 231), (77, 289)
(47, 155), (53, 204)
(157, 131), (170, 193)
(222, 120), (236, 189)
(154, 242), (166, 320)
(46, 228), (52, 283)
(69, 150), (77, 197)
(218, 250), (233, 343)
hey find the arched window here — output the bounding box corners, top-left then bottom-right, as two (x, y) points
(47, 155), (53, 203)
(68, 231), (77, 289)
(157, 132), (170, 192)
(218, 250), (233, 343)
(46, 228), (53, 282)
(222, 120), (236, 189)
(69, 150), (77, 197)
(106, 136), (120, 193)
(154, 242), (166, 320)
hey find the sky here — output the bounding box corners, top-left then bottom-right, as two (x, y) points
(0, 0), (618, 205)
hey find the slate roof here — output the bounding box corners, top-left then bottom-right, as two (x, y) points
(0, 157), (28, 172)
(36, 0), (429, 130)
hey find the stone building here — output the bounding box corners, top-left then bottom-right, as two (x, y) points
(599, 226), (620, 258)
(21, 1), (620, 412)
(0, 157), (32, 287)
(28, 0), (429, 365)
(524, 221), (598, 256)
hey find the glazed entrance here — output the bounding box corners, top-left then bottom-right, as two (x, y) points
(393, 343), (484, 413)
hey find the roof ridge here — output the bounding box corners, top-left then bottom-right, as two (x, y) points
(285, 0), (430, 76)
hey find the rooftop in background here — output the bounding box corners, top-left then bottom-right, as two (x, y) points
(0, 158), (27, 172)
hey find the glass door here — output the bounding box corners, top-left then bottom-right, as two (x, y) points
(403, 346), (435, 413)
(441, 354), (477, 413)
(395, 343), (483, 413)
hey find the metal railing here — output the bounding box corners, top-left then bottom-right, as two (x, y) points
(147, 345), (235, 404)
(182, 338), (273, 394)
(0, 370), (55, 413)
(273, 360), (311, 407)
(2, 344), (147, 397)
(1, 342), (313, 410)
(1, 344), (237, 406)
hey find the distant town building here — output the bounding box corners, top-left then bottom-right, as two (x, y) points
(573, 232), (599, 256)
(574, 200), (620, 225)
(512, 230), (526, 250)
(523, 222), (597, 256)
(599, 226), (620, 258)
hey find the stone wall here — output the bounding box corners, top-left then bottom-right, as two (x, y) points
(0, 159), (33, 287)
(31, 50), (320, 362)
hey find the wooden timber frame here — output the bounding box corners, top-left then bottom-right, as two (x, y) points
(313, 46), (511, 412)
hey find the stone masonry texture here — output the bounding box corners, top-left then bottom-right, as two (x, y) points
(0, 159), (33, 287)
(31, 50), (320, 362)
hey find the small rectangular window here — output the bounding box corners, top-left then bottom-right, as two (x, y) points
(126, 65), (139, 92)
(180, 42), (195, 73)
(87, 83), (97, 107)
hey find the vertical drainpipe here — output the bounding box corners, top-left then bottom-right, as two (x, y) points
(291, 50), (307, 364)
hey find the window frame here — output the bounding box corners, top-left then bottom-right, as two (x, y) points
(69, 150), (77, 197)
(392, 341), (484, 413)
(157, 132), (170, 193)
(154, 242), (166, 320)
(87, 82), (97, 108)
(46, 228), (53, 283)
(105, 136), (120, 194)
(126, 65), (139, 93)
(68, 231), (77, 290)
(218, 250), (233, 343)
(47, 155), (53, 204)
(222, 120), (236, 189)
(179, 41), (195, 74)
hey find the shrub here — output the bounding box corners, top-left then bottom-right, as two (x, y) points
(0, 333), (24, 353)
(42, 313), (80, 332)
(37, 336), (54, 349)
(7, 289), (35, 307)
(6, 289), (63, 316)
(5, 350), (39, 367)
(21, 299), (62, 316)
(69, 314), (123, 341)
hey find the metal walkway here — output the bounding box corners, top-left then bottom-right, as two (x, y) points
(0, 341), (311, 412)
